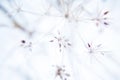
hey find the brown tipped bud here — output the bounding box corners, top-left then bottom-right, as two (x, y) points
(21, 40), (26, 43)
(88, 43), (91, 47)
(104, 22), (109, 25)
(104, 11), (109, 15)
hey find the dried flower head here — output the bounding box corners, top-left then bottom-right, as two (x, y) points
(50, 31), (71, 52)
(20, 40), (32, 51)
(53, 65), (70, 80)
(91, 10), (110, 26)
(86, 43), (105, 55)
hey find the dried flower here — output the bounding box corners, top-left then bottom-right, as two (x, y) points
(86, 43), (105, 55)
(20, 40), (32, 51)
(53, 65), (70, 80)
(91, 10), (110, 27)
(50, 31), (71, 52)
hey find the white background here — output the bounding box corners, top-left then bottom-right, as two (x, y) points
(0, 0), (120, 80)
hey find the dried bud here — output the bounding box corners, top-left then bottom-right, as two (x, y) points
(104, 11), (109, 15)
(21, 40), (26, 43)
(88, 43), (91, 48)
(104, 22), (109, 25)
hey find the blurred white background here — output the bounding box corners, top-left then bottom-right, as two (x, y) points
(0, 0), (120, 80)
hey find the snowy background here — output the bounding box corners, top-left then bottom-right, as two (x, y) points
(0, 0), (120, 80)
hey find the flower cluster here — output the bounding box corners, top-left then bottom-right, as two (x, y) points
(20, 40), (32, 51)
(54, 65), (70, 80)
(91, 11), (110, 26)
(86, 43), (105, 55)
(50, 31), (71, 52)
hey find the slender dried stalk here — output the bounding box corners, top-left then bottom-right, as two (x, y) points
(0, 3), (33, 36)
